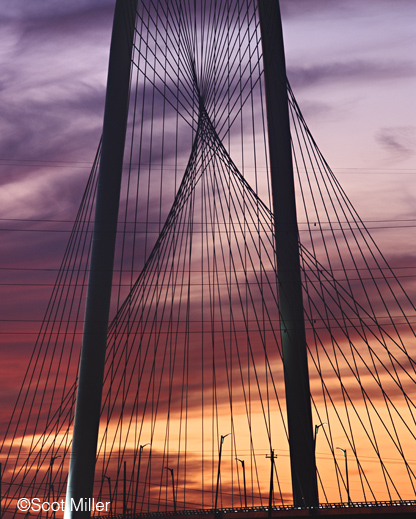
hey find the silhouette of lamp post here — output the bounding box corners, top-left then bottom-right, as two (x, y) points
(47, 456), (60, 519)
(337, 447), (351, 504)
(164, 467), (176, 513)
(104, 476), (112, 517)
(214, 433), (231, 513)
(134, 443), (150, 515)
(235, 458), (247, 508)
(314, 422), (327, 450)
(266, 450), (278, 517)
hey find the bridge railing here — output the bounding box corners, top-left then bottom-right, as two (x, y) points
(95, 499), (416, 518)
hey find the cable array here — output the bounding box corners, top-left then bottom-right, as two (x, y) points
(1, 1), (415, 516)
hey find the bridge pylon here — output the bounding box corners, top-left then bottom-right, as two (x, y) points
(64, 1), (138, 517)
(257, 0), (319, 507)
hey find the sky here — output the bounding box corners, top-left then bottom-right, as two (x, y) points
(1, 0), (416, 512)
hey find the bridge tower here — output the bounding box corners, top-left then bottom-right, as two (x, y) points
(65, 0), (318, 514)
(258, 0), (318, 507)
(64, 1), (138, 517)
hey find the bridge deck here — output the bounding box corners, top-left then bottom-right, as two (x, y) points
(100, 501), (416, 519)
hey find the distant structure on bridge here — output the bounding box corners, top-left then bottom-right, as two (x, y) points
(1, 1), (416, 518)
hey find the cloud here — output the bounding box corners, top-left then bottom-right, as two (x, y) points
(375, 126), (416, 161)
(280, 0), (415, 20)
(287, 60), (416, 90)
(0, 1), (114, 23)
(280, 0), (357, 19)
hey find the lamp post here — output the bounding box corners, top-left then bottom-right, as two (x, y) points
(47, 456), (60, 519)
(164, 467), (176, 513)
(266, 450), (278, 517)
(123, 461), (127, 516)
(134, 443), (150, 515)
(104, 476), (112, 517)
(336, 447), (351, 504)
(235, 458), (247, 509)
(214, 433), (231, 513)
(314, 423), (327, 451)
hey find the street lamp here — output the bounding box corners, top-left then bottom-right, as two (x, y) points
(103, 476), (112, 517)
(235, 458), (247, 509)
(47, 456), (60, 519)
(336, 447), (351, 504)
(123, 461), (127, 516)
(134, 443), (150, 515)
(214, 433), (231, 513)
(314, 422), (327, 450)
(266, 449), (278, 517)
(164, 467), (176, 513)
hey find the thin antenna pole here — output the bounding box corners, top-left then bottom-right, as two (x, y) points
(257, 0), (318, 507)
(64, 1), (138, 517)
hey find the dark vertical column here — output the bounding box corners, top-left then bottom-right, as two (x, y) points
(257, 0), (318, 507)
(64, 1), (137, 517)
(123, 461), (127, 516)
